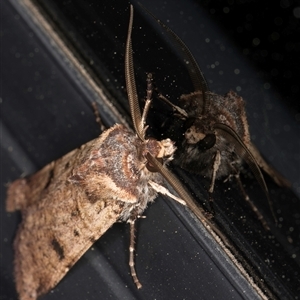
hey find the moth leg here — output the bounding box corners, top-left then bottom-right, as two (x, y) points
(91, 102), (106, 132)
(151, 75), (188, 118)
(209, 151), (221, 194)
(207, 150), (221, 214)
(141, 74), (153, 125)
(233, 173), (270, 231)
(138, 73), (154, 138)
(128, 219), (142, 289)
(158, 93), (188, 118)
(148, 180), (186, 205)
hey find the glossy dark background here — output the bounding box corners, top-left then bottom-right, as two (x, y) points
(1, 0), (299, 299)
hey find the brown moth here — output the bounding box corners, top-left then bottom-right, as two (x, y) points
(6, 6), (205, 300)
(141, 6), (290, 229)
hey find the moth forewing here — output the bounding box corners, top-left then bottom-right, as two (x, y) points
(6, 5), (194, 300)
(6, 126), (128, 300)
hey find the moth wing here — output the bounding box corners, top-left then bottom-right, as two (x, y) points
(248, 142), (290, 187)
(6, 141), (89, 212)
(13, 182), (122, 300)
(7, 126), (137, 300)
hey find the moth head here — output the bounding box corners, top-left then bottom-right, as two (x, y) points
(140, 138), (175, 172)
(157, 138), (176, 159)
(184, 121), (216, 152)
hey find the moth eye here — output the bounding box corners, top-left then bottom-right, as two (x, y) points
(197, 133), (216, 151)
(146, 158), (163, 172)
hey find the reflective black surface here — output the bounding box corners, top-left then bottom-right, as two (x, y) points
(1, 0), (299, 299)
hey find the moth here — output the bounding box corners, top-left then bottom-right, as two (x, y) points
(6, 6), (204, 300)
(142, 7), (290, 229)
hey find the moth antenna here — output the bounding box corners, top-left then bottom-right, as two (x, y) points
(125, 5), (144, 141)
(138, 2), (210, 114)
(214, 123), (277, 225)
